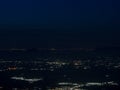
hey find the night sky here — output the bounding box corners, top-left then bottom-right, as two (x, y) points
(0, 0), (120, 48)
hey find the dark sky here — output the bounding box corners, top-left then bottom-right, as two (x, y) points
(0, 0), (120, 48)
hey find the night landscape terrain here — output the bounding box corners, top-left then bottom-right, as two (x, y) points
(0, 0), (120, 90)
